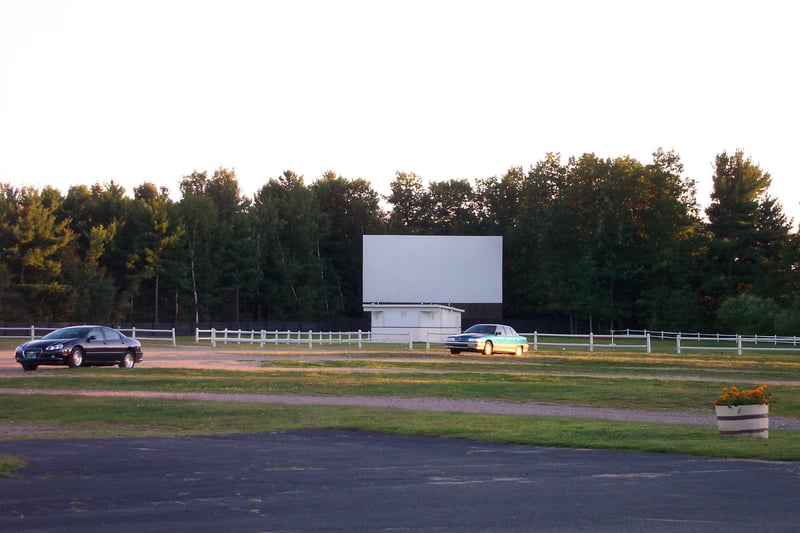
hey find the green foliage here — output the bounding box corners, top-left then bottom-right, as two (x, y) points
(775, 308), (800, 336)
(703, 150), (792, 327)
(0, 145), (796, 331)
(312, 172), (386, 316)
(386, 171), (427, 233)
(717, 294), (781, 334)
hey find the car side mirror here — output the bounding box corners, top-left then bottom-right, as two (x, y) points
(87, 335), (97, 342)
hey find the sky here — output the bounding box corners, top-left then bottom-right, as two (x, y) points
(1, 0), (798, 224)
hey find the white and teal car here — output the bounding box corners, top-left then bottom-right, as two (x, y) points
(445, 324), (529, 356)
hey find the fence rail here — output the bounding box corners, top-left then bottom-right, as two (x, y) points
(614, 329), (800, 345)
(0, 326), (38, 340)
(5, 324), (800, 355)
(615, 330), (800, 355)
(119, 327), (176, 347)
(525, 332), (652, 352)
(0, 325), (175, 346)
(195, 328), (412, 348)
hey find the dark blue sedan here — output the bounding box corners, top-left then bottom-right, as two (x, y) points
(15, 325), (143, 371)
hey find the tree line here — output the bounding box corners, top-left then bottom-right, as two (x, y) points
(1, 148), (798, 334)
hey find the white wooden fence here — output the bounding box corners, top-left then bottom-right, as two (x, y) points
(526, 332), (651, 352)
(0, 325), (175, 346)
(195, 328), (417, 349)
(614, 329), (800, 355)
(196, 327), (800, 354)
(7, 325), (796, 355)
(119, 327), (177, 347)
(0, 326), (41, 339)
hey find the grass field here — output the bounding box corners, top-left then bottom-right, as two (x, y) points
(1, 339), (799, 476)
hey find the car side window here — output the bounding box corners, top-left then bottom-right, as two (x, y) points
(88, 328), (102, 341)
(103, 328), (122, 341)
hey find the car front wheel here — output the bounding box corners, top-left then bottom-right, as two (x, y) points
(68, 347), (85, 368)
(119, 351), (136, 368)
(22, 362), (38, 371)
(483, 341), (493, 355)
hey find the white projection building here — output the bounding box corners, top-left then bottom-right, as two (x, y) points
(362, 235), (503, 342)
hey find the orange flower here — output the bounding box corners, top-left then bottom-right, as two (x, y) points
(714, 384), (772, 406)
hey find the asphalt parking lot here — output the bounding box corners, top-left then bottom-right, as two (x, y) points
(1, 429), (799, 532)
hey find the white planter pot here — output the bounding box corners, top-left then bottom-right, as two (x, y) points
(715, 404), (769, 438)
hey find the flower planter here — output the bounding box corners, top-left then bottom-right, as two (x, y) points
(715, 404), (769, 438)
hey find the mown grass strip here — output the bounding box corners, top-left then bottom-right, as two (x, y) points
(3, 367), (799, 416)
(1, 395), (798, 466)
(261, 356), (800, 382)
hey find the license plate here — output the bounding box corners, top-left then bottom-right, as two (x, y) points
(25, 352), (38, 360)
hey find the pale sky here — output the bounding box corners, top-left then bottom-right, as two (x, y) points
(2, 0), (798, 225)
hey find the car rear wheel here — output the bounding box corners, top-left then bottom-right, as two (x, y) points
(449, 349), (461, 355)
(515, 345), (523, 356)
(68, 347), (85, 368)
(119, 351), (136, 368)
(483, 341), (493, 355)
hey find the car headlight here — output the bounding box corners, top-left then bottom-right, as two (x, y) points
(45, 343), (64, 351)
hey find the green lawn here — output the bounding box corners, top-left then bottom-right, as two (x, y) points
(1, 344), (798, 476)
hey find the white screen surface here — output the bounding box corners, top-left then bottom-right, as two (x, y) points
(362, 235), (502, 304)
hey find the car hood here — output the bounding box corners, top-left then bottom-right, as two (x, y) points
(18, 337), (80, 349)
(447, 333), (486, 341)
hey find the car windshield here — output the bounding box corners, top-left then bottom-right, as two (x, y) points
(464, 324), (496, 334)
(41, 327), (91, 340)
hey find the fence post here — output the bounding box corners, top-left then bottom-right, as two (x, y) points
(211, 328), (217, 348)
(646, 333), (651, 353)
(589, 332), (594, 352)
(358, 330), (362, 349)
(308, 330), (313, 349)
(676, 334), (681, 355)
(30, 325), (35, 340)
(408, 332), (413, 350)
(737, 335), (742, 356)
(131, 326), (136, 339)
(533, 331), (538, 351)
(171, 328), (176, 347)
(425, 332), (430, 350)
